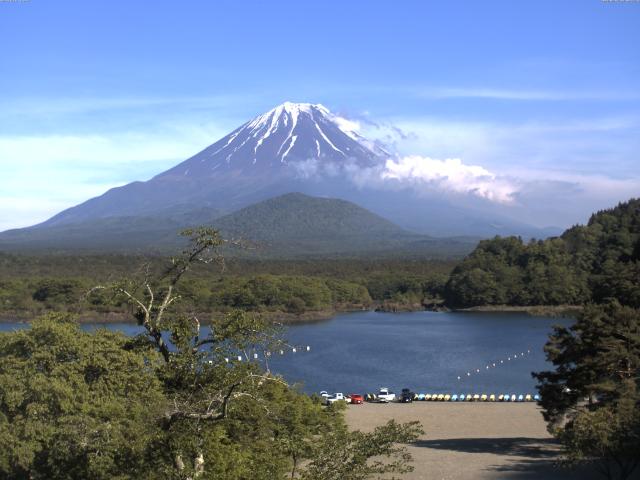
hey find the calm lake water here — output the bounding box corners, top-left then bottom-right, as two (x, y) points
(0, 311), (572, 396)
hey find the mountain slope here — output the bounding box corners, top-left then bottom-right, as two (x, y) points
(212, 193), (478, 257)
(40, 102), (388, 228)
(212, 193), (424, 256)
(0, 193), (477, 257)
(159, 102), (388, 178)
(215, 193), (403, 240)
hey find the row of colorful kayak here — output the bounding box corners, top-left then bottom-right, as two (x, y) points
(425, 393), (539, 402)
(364, 393), (540, 402)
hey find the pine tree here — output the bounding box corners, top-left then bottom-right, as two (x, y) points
(534, 302), (640, 479)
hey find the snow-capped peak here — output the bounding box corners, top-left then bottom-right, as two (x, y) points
(160, 102), (390, 179)
(245, 102), (329, 132)
(281, 101), (329, 115)
(240, 101), (370, 159)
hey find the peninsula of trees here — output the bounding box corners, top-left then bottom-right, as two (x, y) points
(444, 198), (640, 309)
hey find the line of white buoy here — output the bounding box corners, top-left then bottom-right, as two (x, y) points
(456, 349), (533, 381)
(223, 345), (311, 363)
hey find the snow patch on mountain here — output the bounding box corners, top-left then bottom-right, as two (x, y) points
(157, 102), (387, 179)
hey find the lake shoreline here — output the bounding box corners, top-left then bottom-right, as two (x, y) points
(0, 307), (368, 325)
(453, 304), (582, 317)
(375, 302), (581, 318)
(0, 303), (579, 324)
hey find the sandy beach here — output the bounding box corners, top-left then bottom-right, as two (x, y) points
(345, 402), (607, 480)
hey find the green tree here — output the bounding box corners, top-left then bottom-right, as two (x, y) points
(445, 199), (640, 309)
(301, 419), (423, 480)
(32, 278), (86, 309)
(0, 313), (165, 480)
(533, 302), (640, 479)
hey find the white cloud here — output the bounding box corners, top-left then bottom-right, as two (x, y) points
(414, 87), (640, 102)
(0, 128), (228, 168)
(289, 109), (639, 219)
(381, 156), (518, 204)
(511, 169), (640, 205)
(374, 115), (640, 177)
(0, 94), (260, 118)
(331, 115), (361, 137)
(288, 154), (519, 204)
(379, 116), (639, 225)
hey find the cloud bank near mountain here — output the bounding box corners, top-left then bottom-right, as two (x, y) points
(292, 154), (517, 204)
(381, 156), (517, 204)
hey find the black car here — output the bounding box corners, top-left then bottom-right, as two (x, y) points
(400, 388), (414, 403)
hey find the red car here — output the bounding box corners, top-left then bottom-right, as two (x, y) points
(348, 394), (364, 404)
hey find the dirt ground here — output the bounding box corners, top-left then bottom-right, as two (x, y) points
(344, 402), (619, 480)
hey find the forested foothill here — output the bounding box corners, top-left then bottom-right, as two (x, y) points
(444, 199), (640, 310)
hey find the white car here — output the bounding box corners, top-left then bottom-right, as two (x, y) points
(325, 392), (346, 405)
(377, 388), (396, 403)
(319, 391), (330, 399)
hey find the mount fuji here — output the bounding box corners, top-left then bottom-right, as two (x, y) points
(0, 102), (556, 254)
(40, 102), (389, 227)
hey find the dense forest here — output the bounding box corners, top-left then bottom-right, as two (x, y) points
(0, 255), (454, 321)
(444, 199), (640, 309)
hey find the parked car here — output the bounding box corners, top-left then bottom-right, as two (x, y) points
(400, 388), (414, 403)
(348, 394), (364, 404)
(377, 387), (396, 403)
(325, 392), (346, 405)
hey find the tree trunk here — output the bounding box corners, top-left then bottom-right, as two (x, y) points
(194, 452), (205, 478)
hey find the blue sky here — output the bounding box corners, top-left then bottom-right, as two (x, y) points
(0, 0), (639, 230)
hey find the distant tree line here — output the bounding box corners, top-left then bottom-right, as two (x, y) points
(0, 257), (453, 320)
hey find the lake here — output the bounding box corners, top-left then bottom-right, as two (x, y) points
(0, 311), (571, 396)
